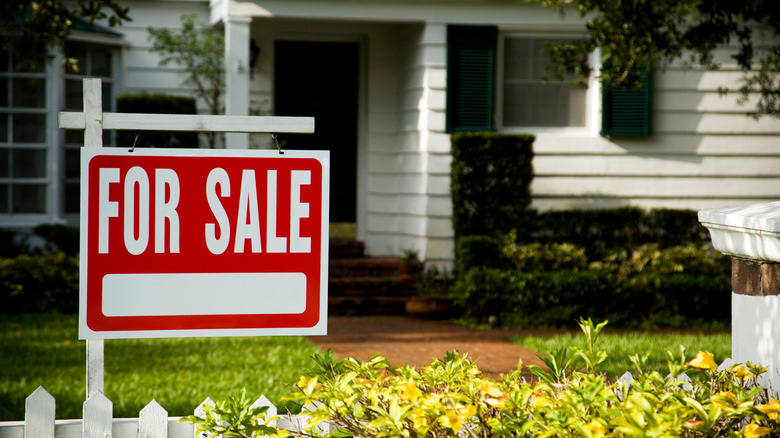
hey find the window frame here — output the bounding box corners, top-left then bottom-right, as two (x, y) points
(495, 32), (601, 136)
(0, 45), (53, 218)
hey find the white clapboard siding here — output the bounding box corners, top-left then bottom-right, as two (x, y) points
(0, 387), (318, 438)
(533, 176), (780, 199)
(534, 155), (780, 177)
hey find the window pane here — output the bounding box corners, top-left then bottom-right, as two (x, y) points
(15, 78), (46, 108)
(0, 184), (7, 213)
(13, 148), (46, 178)
(65, 79), (83, 111)
(504, 39), (531, 80)
(13, 55), (44, 73)
(65, 148), (80, 178)
(0, 80), (7, 107)
(65, 182), (80, 213)
(13, 184), (46, 213)
(0, 148), (8, 177)
(65, 129), (82, 145)
(102, 83), (112, 110)
(0, 49), (8, 72)
(91, 47), (112, 77)
(12, 114), (46, 143)
(65, 43), (87, 74)
(502, 37), (587, 128)
(0, 113), (7, 142)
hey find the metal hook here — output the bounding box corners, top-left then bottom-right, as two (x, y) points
(271, 134), (284, 154)
(129, 132), (140, 153)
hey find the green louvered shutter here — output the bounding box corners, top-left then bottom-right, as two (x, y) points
(446, 25), (497, 133)
(601, 66), (653, 137)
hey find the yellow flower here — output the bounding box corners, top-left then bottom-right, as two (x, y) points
(686, 351), (718, 371)
(587, 420), (607, 438)
(756, 400), (780, 420)
(735, 366), (755, 381)
(744, 423), (772, 438)
(442, 410), (463, 432)
(712, 391), (737, 409)
(458, 404), (477, 417)
(480, 383), (504, 398)
(297, 376), (321, 389)
(410, 409), (429, 428)
(486, 397), (505, 409)
(400, 383), (422, 401)
(532, 393), (555, 408)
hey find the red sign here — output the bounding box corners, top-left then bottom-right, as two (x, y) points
(79, 148), (329, 339)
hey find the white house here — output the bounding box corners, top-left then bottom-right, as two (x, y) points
(3, 0), (780, 264)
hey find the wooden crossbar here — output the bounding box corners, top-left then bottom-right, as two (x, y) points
(59, 112), (315, 133)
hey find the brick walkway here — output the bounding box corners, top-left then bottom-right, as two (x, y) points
(309, 316), (559, 380)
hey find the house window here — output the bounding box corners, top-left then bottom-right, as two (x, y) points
(62, 42), (116, 214)
(500, 36), (588, 129)
(0, 47), (49, 214)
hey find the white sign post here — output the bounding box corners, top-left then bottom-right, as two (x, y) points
(60, 78), (327, 398)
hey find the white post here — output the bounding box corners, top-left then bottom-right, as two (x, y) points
(224, 15), (251, 149)
(82, 77), (105, 399)
(699, 202), (780, 394)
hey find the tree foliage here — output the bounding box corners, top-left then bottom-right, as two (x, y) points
(147, 13), (224, 117)
(534, 0), (780, 117)
(0, 0), (130, 68)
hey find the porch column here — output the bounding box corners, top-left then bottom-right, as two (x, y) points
(224, 15), (251, 149)
(699, 202), (780, 392)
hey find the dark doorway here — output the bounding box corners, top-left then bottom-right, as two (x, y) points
(274, 40), (359, 223)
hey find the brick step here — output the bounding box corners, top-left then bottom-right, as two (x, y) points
(329, 256), (401, 278)
(329, 239), (365, 258)
(329, 296), (410, 316)
(328, 276), (416, 297)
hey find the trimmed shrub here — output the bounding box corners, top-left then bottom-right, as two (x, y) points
(503, 239), (589, 272)
(116, 92), (199, 148)
(33, 224), (79, 256)
(0, 252), (79, 314)
(450, 266), (730, 329)
(526, 208), (711, 260)
(455, 235), (509, 272)
(450, 132), (534, 241)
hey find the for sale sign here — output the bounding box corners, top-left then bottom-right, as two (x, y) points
(79, 148), (329, 339)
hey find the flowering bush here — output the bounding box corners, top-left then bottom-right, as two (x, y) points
(284, 319), (778, 438)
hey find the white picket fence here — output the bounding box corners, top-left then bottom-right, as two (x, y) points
(0, 387), (316, 438)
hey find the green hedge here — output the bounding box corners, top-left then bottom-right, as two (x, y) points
(450, 132), (535, 241)
(525, 207), (711, 260)
(116, 92), (199, 148)
(0, 252), (79, 314)
(450, 267), (730, 329)
(452, 240), (730, 328)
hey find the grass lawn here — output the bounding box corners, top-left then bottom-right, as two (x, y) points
(513, 329), (732, 380)
(0, 312), (323, 421)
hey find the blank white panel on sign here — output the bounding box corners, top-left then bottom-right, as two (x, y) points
(102, 272), (307, 316)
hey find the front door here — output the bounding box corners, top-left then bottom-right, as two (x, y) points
(274, 40), (359, 223)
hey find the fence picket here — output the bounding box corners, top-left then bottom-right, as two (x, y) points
(139, 401), (167, 438)
(250, 396), (276, 428)
(192, 398), (214, 438)
(83, 393), (112, 438)
(24, 386), (55, 438)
